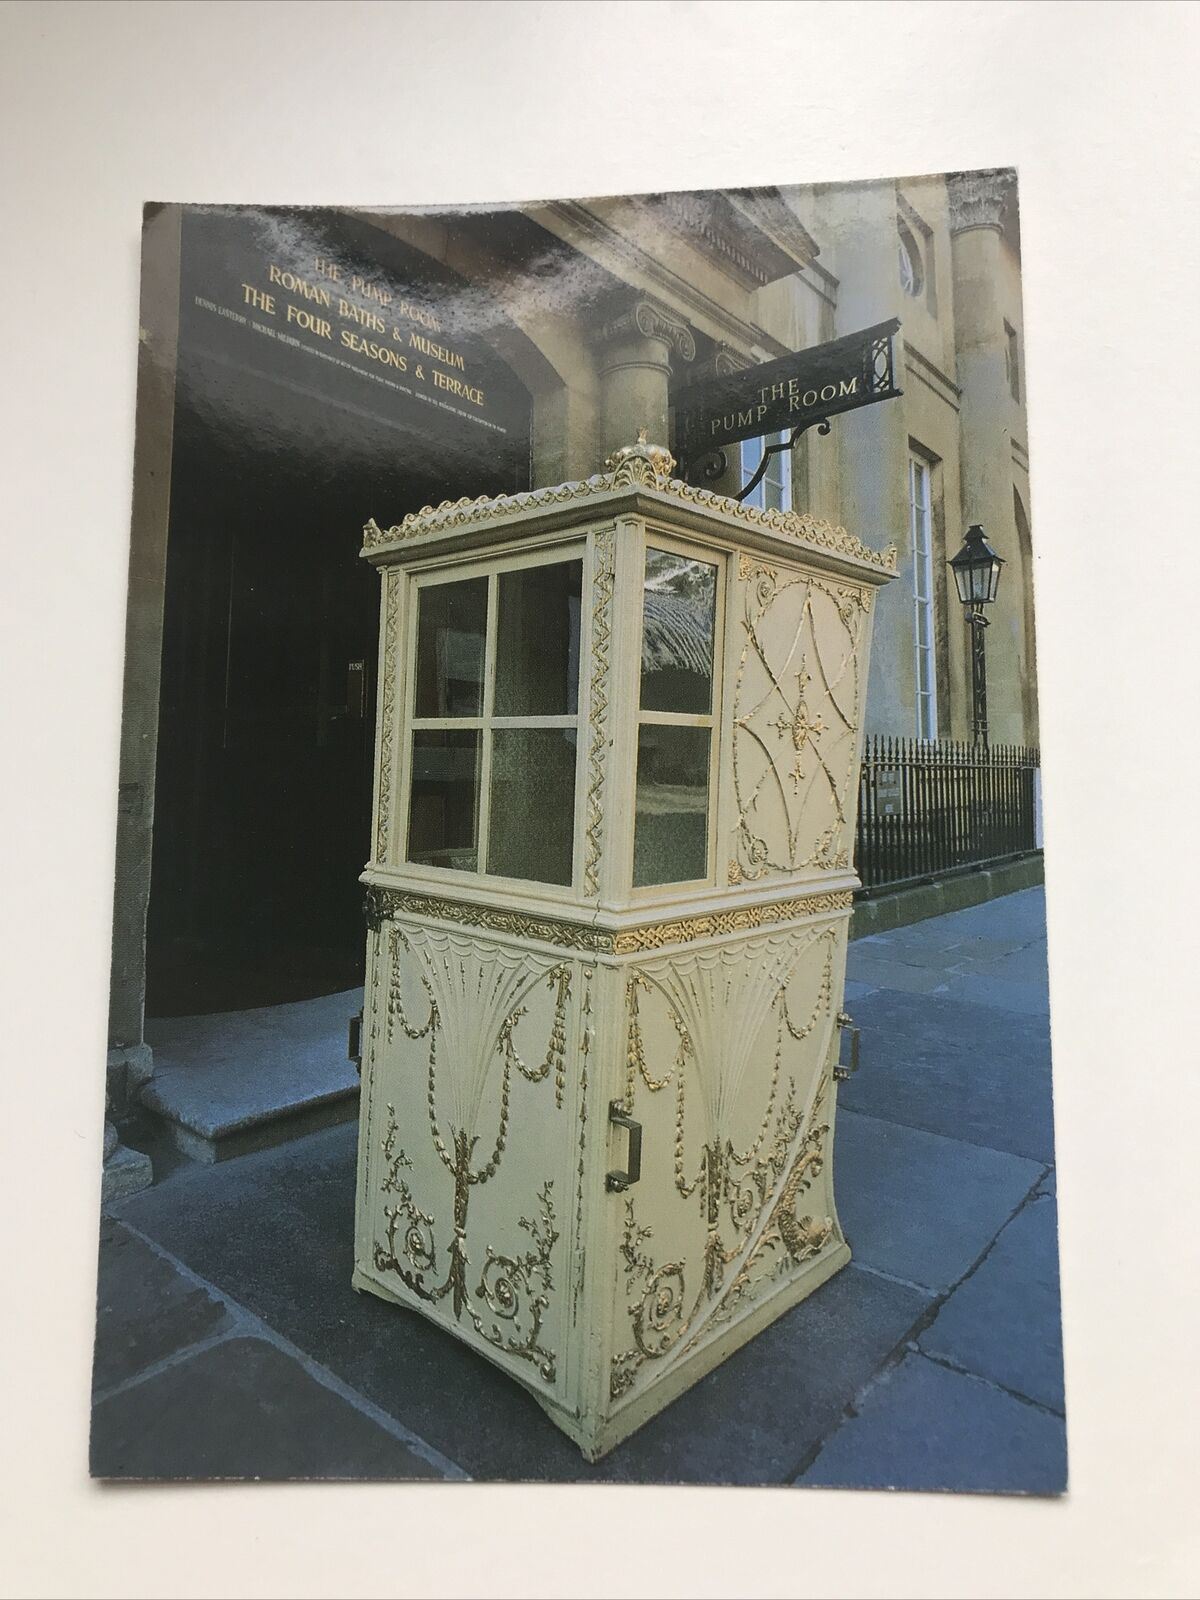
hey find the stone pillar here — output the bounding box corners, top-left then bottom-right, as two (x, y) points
(102, 203), (183, 1198)
(948, 169), (1024, 745)
(109, 204), (181, 1070)
(821, 182), (912, 735)
(594, 294), (695, 462)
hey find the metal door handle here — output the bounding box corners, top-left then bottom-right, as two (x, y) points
(834, 1011), (860, 1082)
(348, 1010), (364, 1075)
(606, 1102), (642, 1192)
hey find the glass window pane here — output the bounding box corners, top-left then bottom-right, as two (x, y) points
(487, 729), (577, 886)
(741, 437), (764, 508)
(633, 725), (711, 887)
(414, 576), (487, 718)
(494, 560), (582, 716)
(407, 730), (481, 871)
(765, 439), (790, 512)
(640, 547), (717, 714)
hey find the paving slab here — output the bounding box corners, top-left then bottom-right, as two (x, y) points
(90, 1336), (444, 1480)
(948, 942), (1050, 982)
(840, 952), (953, 995)
(92, 1218), (232, 1394)
(112, 1123), (931, 1483)
(855, 925), (964, 954)
(837, 988), (1056, 1164)
(937, 971), (1051, 1017)
(142, 987), (363, 1160)
(797, 1350), (1067, 1495)
(585, 1265), (931, 1485)
(932, 887), (1047, 937)
(920, 1195), (1065, 1413)
(834, 1109), (1043, 1292)
(849, 941), (980, 973)
(855, 887), (1045, 952)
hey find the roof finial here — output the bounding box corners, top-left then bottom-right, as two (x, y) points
(603, 432), (676, 486)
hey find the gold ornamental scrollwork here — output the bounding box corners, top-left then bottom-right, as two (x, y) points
(609, 891), (852, 952)
(609, 936), (840, 1401)
(583, 527), (616, 896)
(364, 885), (614, 953)
(363, 884), (852, 953)
(372, 930), (575, 1385)
(374, 569), (401, 863)
(731, 560), (868, 882)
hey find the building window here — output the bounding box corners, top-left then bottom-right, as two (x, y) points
(898, 219), (924, 299)
(741, 432), (792, 512)
(1005, 321), (1021, 402)
(909, 454), (938, 740)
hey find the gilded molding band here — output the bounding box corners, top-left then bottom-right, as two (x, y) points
(608, 892), (852, 952)
(583, 528), (616, 897)
(364, 884), (853, 953)
(362, 453), (897, 576)
(374, 568), (401, 863)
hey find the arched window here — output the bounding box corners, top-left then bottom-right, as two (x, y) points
(898, 220), (924, 299)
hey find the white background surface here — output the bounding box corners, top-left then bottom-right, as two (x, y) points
(1, 3), (1197, 1595)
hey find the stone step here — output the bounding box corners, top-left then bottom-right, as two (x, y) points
(141, 987), (363, 1163)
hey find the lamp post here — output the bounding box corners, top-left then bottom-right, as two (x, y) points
(949, 524), (1005, 748)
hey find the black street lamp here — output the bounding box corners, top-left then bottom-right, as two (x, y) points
(949, 524), (1005, 747)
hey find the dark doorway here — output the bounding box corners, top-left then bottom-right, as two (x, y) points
(147, 209), (532, 1016)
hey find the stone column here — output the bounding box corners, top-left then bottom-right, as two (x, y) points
(594, 294), (695, 463)
(102, 203), (184, 1200)
(948, 169), (1024, 744)
(820, 181), (912, 735)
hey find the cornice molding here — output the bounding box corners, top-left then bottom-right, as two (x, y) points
(903, 343), (961, 409)
(362, 436), (898, 577)
(634, 188), (821, 291)
(538, 200), (788, 360)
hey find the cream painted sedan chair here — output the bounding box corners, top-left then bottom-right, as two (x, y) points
(352, 436), (896, 1460)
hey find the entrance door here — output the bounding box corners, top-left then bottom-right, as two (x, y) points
(146, 209), (533, 1015)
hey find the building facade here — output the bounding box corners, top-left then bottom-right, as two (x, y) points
(106, 171), (1037, 1179)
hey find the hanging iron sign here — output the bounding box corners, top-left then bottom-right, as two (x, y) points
(672, 317), (902, 480)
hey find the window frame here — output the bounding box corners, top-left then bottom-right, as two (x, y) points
(399, 538), (588, 894)
(630, 526), (727, 897)
(740, 432), (793, 513)
(898, 218), (924, 300)
(908, 453), (939, 741)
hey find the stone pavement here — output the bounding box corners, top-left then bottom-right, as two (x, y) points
(92, 886), (1065, 1491)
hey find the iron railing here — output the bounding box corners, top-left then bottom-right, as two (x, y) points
(855, 737), (1040, 892)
